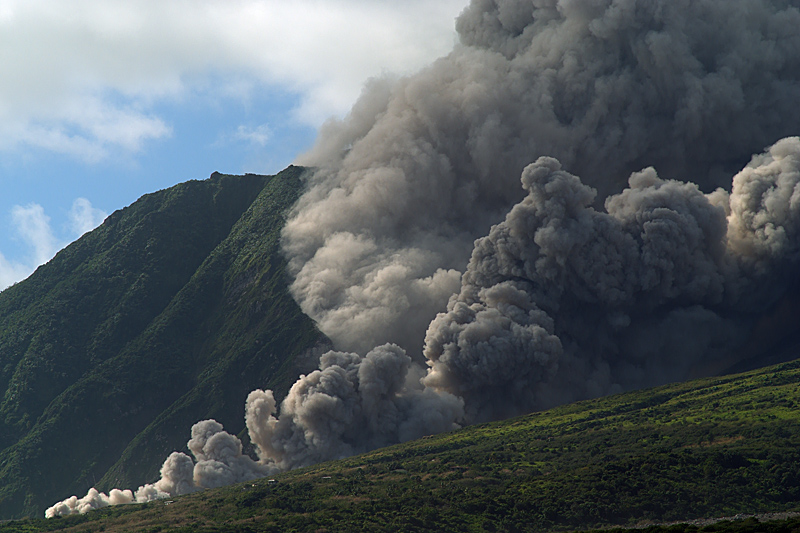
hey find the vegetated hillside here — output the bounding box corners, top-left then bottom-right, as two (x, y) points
(0, 166), (326, 519)
(5, 359), (800, 533)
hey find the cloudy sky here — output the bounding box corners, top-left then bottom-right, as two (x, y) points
(0, 0), (464, 288)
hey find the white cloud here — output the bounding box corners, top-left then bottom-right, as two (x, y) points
(69, 197), (108, 236)
(210, 123), (273, 148)
(0, 198), (107, 290)
(0, 253), (32, 291)
(11, 203), (60, 267)
(234, 124), (272, 146)
(212, 123), (273, 149)
(0, 0), (464, 161)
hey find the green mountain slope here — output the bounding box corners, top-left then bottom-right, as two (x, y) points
(5, 358), (799, 532)
(0, 166), (325, 519)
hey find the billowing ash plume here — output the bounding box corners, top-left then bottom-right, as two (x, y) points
(424, 138), (800, 422)
(286, 0), (800, 355)
(46, 419), (276, 517)
(48, 0), (800, 517)
(48, 136), (800, 517)
(47, 347), (462, 517)
(245, 345), (462, 471)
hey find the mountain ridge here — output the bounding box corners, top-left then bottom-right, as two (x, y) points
(0, 166), (324, 519)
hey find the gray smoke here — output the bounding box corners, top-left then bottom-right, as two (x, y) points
(46, 419), (276, 517)
(49, 136), (800, 516)
(286, 0), (800, 355)
(249, 135), (800, 463)
(424, 138), (800, 422)
(44, 488), (136, 518)
(47, 0), (800, 517)
(245, 345), (463, 471)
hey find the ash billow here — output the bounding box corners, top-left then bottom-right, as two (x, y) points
(48, 0), (800, 517)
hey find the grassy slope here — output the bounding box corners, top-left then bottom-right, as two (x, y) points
(5, 358), (799, 532)
(96, 165), (327, 493)
(0, 167), (324, 519)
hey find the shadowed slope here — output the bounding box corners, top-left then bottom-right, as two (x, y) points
(0, 166), (324, 518)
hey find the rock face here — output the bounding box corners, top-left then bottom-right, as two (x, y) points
(0, 166), (324, 519)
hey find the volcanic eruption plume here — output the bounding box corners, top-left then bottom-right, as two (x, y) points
(286, 0), (800, 356)
(48, 0), (800, 516)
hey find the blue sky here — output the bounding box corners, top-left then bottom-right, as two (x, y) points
(0, 0), (465, 288)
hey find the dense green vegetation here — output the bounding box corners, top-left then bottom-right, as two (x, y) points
(2, 359), (799, 532)
(586, 516), (800, 533)
(0, 167), (324, 519)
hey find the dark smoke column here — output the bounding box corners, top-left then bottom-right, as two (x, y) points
(285, 0), (800, 357)
(423, 138), (800, 423)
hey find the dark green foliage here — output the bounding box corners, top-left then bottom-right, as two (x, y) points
(585, 516), (800, 533)
(4, 359), (800, 532)
(0, 167), (325, 519)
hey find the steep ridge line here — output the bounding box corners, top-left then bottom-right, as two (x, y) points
(0, 166), (324, 518)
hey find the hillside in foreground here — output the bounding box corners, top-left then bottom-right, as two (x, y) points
(0, 167), (325, 519)
(4, 357), (799, 532)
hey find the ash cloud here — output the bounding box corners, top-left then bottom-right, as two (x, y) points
(47, 0), (800, 517)
(424, 138), (800, 422)
(49, 136), (800, 517)
(49, 410), (326, 517)
(286, 0), (800, 355)
(47, 347), (462, 517)
(245, 345), (462, 471)
(46, 420), (276, 517)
